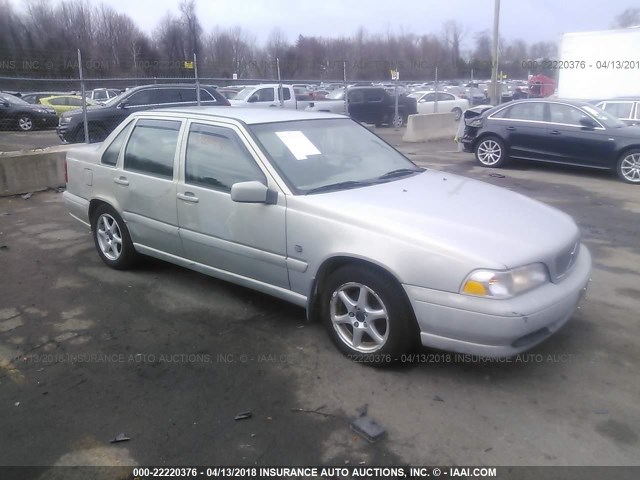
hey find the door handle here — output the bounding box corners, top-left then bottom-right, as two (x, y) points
(549, 130), (561, 135)
(114, 176), (129, 186)
(505, 126), (516, 131)
(177, 192), (199, 203)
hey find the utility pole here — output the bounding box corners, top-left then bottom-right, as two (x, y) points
(490, 0), (501, 106)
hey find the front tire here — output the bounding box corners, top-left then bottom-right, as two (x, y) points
(321, 265), (415, 364)
(616, 150), (640, 184)
(452, 107), (462, 121)
(91, 204), (137, 270)
(391, 113), (403, 128)
(475, 136), (508, 168)
(17, 115), (34, 131)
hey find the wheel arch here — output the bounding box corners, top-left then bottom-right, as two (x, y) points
(473, 132), (507, 152)
(307, 255), (412, 323)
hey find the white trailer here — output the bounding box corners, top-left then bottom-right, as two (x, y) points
(558, 27), (640, 100)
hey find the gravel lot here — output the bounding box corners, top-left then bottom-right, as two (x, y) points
(1, 130), (639, 475)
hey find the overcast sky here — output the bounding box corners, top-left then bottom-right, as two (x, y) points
(11, 0), (637, 49)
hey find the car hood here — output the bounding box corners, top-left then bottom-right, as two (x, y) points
(295, 170), (579, 269)
(61, 105), (104, 118)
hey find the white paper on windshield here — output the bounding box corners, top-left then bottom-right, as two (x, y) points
(275, 131), (321, 160)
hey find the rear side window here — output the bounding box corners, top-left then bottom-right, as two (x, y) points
(503, 103), (545, 122)
(102, 121), (134, 166)
(124, 119), (181, 178)
(282, 88), (291, 101)
(349, 90), (364, 103)
(549, 104), (591, 126)
(185, 123), (265, 192)
(67, 97), (83, 106)
(48, 97), (66, 105)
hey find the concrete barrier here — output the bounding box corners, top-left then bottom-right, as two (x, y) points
(0, 145), (72, 196)
(402, 112), (457, 143)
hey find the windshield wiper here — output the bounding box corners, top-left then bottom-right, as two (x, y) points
(305, 180), (375, 195)
(376, 167), (423, 180)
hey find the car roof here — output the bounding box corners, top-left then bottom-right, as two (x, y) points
(498, 98), (597, 108)
(135, 107), (345, 125)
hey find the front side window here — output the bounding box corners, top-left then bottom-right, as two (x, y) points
(127, 90), (154, 106)
(67, 97), (83, 106)
(102, 121), (134, 166)
(124, 119), (181, 178)
(48, 97), (66, 105)
(348, 90), (364, 103)
(437, 93), (455, 101)
(421, 93), (437, 102)
(185, 124), (265, 191)
(549, 104), (590, 126)
(254, 88), (275, 102)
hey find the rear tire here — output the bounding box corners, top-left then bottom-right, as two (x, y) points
(452, 107), (462, 121)
(475, 135), (508, 168)
(91, 204), (137, 270)
(391, 113), (403, 128)
(321, 265), (415, 365)
(616, 150), (640, 184)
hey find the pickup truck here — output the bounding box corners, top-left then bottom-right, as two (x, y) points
(305, 86), (417, 127)
(229, 84), (314, 110)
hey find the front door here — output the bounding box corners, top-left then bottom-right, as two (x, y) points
(176, 122), (289, 289)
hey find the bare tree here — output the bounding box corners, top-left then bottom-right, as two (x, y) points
(612, 7), (640, 28)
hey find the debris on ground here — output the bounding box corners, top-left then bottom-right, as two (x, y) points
(110, 433), (130, 443)
(356, 404), (368, 417)
(489, 173), (506, 178)
(14, 402), (20, 407)
(291, 405), (337, 418)
(433, 395), (445, 402)
(350, 415), (386, 443)
(234, 411), (252, 421)
(0, 245), (8, 250)
(21, 192), (33, 200)
(594, 408), (609, 415)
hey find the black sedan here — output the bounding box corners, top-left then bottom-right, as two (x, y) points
(0, 92), (58, 131)
(461, 99), (640, 184)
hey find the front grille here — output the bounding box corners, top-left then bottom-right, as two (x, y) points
(554, 240), (580, 281)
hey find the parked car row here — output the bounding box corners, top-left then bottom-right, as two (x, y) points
(0, 91), (58, 131)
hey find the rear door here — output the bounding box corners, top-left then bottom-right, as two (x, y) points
(111, 117), (184, 256)
(176, 121), (289, 288)
(491, 102), (548, 160)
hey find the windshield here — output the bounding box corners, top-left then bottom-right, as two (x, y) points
(0, 92), (29, 106)
(326, 89), (345, 100)
(582, 104), (627, 128)
(102, 90), (127, 107)
(249, 118), (420, 194)
(233, 87), (256, 101)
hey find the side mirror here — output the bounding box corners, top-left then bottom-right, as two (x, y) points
(579, 117), (597, 129)
(230, 181), (277, 204)
(248, 95), (259, 103)
(419, 99), (426, 103)
(0, 100), (9, 107)
(118, 101), (129, 109)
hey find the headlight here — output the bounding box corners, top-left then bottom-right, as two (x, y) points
(460, 263), (549, 299)
(33, 108), (46, 113)
(60, 116), (72, 123)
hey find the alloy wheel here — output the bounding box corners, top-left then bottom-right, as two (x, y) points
(96, 214), (123, 261)
(477, 139), (502, 166)
(620, 153), (640, 183)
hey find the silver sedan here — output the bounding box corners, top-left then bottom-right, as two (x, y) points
(64, 108), (592, 364)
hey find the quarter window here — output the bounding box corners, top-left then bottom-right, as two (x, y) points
(123, 119), (181, 178)
(102, 121), (134, 166)
(185, 124), (265, 192)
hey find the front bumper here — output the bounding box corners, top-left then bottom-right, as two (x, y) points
(56, 121), (74, 143)
(403, 245), (592, 358)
